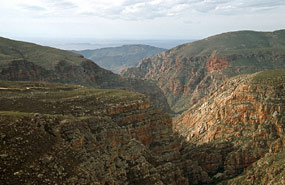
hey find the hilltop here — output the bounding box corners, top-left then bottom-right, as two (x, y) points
(0, 37), (84, 70)
(73, 44), (165, 73)
(121, 30), (285, 113)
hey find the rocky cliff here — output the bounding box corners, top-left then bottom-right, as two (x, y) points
(2, 34), (285, 184)
(121, 30), (285, 113)
(1, 70), (285, 184)
(174, 69), (285, 184)
(0, 37), (171, 112)
(0, 81), (185, 184)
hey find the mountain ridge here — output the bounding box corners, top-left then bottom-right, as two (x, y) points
(121, 29), (285, 113)
(0, 36), (171, 112)
(73, 44), (165, 73)
(1, 31), (285, 184)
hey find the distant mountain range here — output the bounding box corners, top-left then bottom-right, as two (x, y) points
(73, 45), (165, 73)
(122, 29), (285, 113)
(34, 39), (192, 50)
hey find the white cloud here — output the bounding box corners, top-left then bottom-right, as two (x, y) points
(2, 0), (285, 20)
(0, 0), (285, 40)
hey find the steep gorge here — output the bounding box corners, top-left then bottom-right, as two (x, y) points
(1, 69), (285, 184)
(121, 30), (285, 113)
(1, 32), (285, 184)
(174, 69), (285, 184)
(0, 82), (186, 184)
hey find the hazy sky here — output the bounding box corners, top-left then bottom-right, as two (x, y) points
(1, 0), (285, 40)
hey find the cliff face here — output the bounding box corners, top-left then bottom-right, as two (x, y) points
(121, 30), (285, 113)
(1, 71), (285, 184)
(174, 69), (285, 183)
(0, 81), (185, 184)
(222, 150), (285, 185)
(0, 37), (171, 112)
(2, 34), (285, 184)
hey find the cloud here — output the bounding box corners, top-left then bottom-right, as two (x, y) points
(4, 0), (285, 20)
(241, 0), (285, 8)
(20, 5), (46, 12)
(50, 1), (77, 9)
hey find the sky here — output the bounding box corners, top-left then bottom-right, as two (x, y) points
(0, 0), (285, 41)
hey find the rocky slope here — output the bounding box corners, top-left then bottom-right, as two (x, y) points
(0, 81), (234, 185)
(0, 81), (187, 184)
(222, 150), (285, 185)
(174, 69), (285, 184)
(73, 45), (165, 73)
(0, 37), (171, 112)
(1, 70), (285, 184)
(121, 30), (285, 113)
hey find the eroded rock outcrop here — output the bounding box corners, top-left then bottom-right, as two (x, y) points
(0, 82), (185, 184)
(121, 30), (285, 113)
(1, 71), (285, 184)
(221, 150), (285, 185)
(206, 51), (228, 72)
(174, 69), (285, 184)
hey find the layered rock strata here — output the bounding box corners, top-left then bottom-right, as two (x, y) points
(121, 30), (285, 113)
(174, 69), (285, 184)
(1, 70), (285, 184)
(0, 82), (185, 184)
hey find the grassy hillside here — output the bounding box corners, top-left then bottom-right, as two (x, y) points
(0, 37), (172, 112)
(0, 80), (145, 115)
(73, 44), (165, 73)
(174, 29), (285, 57)
(0, 37), (85, 70)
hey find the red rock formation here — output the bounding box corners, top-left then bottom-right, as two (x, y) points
(206, 51), (229, 72)
(174, 70), (285, 182)
(0, 83), (187, 184)
(121, 30), (285, 113)
(0, 59), (172, 113)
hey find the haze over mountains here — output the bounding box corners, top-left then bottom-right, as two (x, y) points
(34, 39), (192, 51)
(73, 44), (165, 73)
(1, 29), (285, 184)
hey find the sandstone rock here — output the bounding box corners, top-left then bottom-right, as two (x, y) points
(121, 30), (285, 113)
(0, 83), (185, 184)
(174, 70), (285, 183)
